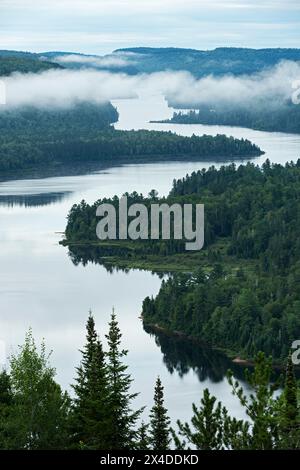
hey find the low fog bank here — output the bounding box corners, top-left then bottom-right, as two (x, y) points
(0, 60), (299, 112)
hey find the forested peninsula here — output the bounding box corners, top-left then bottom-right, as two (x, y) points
(63, 160), (300, 361)
(156, 103), (300, 134)
(0, 103), (262, 175)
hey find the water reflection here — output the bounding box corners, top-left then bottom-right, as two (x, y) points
(0, 191), (72, 207)
(144, 325), (247, 383)
(66, 245), (169, 278)
(0, 161), (112, 184)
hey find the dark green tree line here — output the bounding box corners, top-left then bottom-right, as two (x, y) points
(0, 320), (299, 450)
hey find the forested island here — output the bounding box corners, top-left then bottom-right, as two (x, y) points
(155, 103), (300, 134)
(63, 160), (300, 361)
(0, 103), (262, 175)
(0, 312), (299, 450)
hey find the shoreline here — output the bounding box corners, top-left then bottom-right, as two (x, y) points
(150, 120), (300, 136)
(142, 320), (292, 370)
(0, 151), (262, 184)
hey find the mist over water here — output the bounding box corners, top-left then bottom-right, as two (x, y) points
(2, 60), (300, 111)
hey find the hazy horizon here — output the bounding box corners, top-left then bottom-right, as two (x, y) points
(1, 0), (299, 55)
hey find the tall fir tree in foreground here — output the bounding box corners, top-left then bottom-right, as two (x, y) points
(105, 310), (142, 449)
(149, 377), (171, 450)
(71, 312), (111, 449)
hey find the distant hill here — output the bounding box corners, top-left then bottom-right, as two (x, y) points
(39, 50), (139, 74)
(113, 47), (300, 76)
(0, 51), (63, 76)
(2, 47), (300, 77)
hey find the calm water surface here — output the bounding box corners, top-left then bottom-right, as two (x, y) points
(0, 95), (299, 424)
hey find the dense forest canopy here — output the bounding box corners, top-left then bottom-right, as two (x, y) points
(0, 103), (261, 174)
(52, 47), (300, 76)
(0, 53), (63, 76)
(160, 103), (300, 134)
(113, 47), (300, 76)
(64, 161), (300, 360)
(2, 47), (300, 77)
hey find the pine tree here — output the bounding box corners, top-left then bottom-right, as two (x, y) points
(228, 352), (280, 450)
(105, 310), (142, 449)
(173, 388), (249, 450)
(284, 353), (298, 425)
(280, 353), (300, 448)
(149, 377), (171, 450)
(71, 312), (110, 449)
(136, 421), (150, 450)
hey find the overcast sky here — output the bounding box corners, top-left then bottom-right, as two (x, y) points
(0, 0), (299, 54)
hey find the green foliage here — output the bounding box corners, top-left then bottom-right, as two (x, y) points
(141, 161), (300, 359)
(3, 47), (300, 78)
(71, 313), (111, 449)
(136, 421), (150, 450)
(114, 47), (300, 77)
(149, 377), (171, 450)
(165, 103), (300, 134)
(64, 161), (300, 360)
(5, 330), (70, 449)
(105, 311), (143, 449)
(173, 388), (250, 450)
(284, 353), (298, 425)
(175, 353), (300, 450)
(0, 101), (261, 174)
(279, 353), (300, 448)
(0, 321), (299, 450)
(71, 311), (143, 450)
(228, 352), (280, 449)
(0, 54), (62, 76)
(0, 370), (13, 449)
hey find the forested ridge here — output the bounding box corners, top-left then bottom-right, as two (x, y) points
(0, 54), (63, 76)
(3, 47), (300, 77)
(158, 103), (300, 134)
(64, 161), (300, 360)
(114, 47), (300, 77)
(0, 313), (299, 450)
(0, 103), (261, 174)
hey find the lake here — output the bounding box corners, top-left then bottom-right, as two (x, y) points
(0, 94), (299, 425)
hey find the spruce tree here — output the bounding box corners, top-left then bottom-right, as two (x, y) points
(105, 310), (142, 449)
(71, 312), (110, 449)
(228, 352), (280, 450)
(280, 353), (299, 448)
(173, 388), (249, 450)
(284, 353), (298, 425)
(149, 377), (171, 450)
(136, 421), (150, 450)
